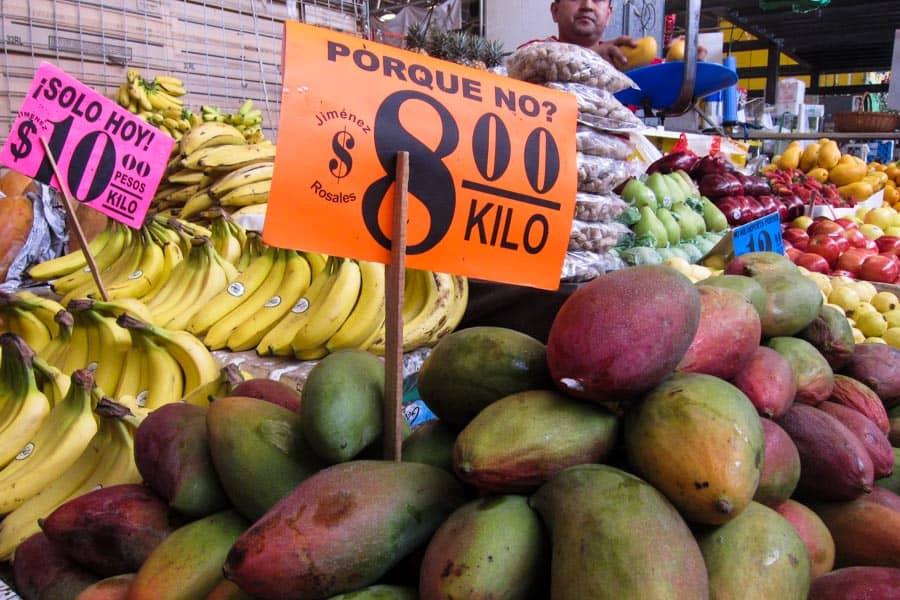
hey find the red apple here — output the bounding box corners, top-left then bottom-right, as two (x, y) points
(807, 219), (845, 238)
(835, 247), (874, 275)
(875, 235), (900, 256)
(833, 235), (850, 254)
(795, 252), (831, 274)
(806, 234), (843, 268)
(859, 254), (900, 284)
(782, 228), (810, 251)
(834, 217), (859, 231)
(856, 237), (879, 252)
(785, 247), (803, 261)
(844, 228), (868, 247)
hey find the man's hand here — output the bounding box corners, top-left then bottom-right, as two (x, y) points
(596, 35), (638, 69)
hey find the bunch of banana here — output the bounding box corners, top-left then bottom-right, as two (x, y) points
(181, 363), (246, 408)
(113, 70), (194, 139)
(187, 245), (315, 352)
(64, 299), (134, 396)
(140, 235), (239, 331)
(117, 313), (221, 400)
(207, 209), (248, 266)
(0, 396), (140, 561)
(200, 99), (266, 143)
(0, 367), (99, 515)
(0, 291), (66, 353)
(0, 334), (52, 470)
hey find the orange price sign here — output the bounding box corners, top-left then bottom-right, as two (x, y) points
(263, 22), (577, 290)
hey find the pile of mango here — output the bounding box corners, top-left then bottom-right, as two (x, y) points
(869, 161), (900, 208)
(772, 139), (888, 203)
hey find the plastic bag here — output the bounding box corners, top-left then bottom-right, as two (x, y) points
(560, 250), (627, 282)
(0, 184), (68, 292)
(546, 82), (644, 129)
(576, 153), (639, 194)
(574, 191), (629, 222)
(575, 126), (636, 160)
(506, 42), (637, 93)
(569, 219), (632, 252)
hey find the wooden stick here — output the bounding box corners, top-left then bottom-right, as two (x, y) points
(38, 136), (109, 301)
(383, 151), (409, 462)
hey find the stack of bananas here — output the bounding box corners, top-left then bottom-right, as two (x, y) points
(153, 120), (275, 219)
(0, 290), (66, 353)
(113, 69), (197, 140)
(0, 336), (141, 560)
(199, 100), (266, 144)
(27, 215), (214, 306)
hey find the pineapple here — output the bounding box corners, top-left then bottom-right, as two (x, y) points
(404, 22), (429, 53)
(464, 34), (487, 69)
(481, 39), (506, 69)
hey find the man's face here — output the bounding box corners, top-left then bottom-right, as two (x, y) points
(551, 0), (612, 46)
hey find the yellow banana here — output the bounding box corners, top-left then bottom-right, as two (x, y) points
(401, 271), (456, 351)
(181, 141), (275, 172)
(49, 222), (130, 295)
(147, 238), (209, 325)
(0, 335), (51, 467)
(32, 355), (71, 407)
(89, 297), (157, 327)
(429, 275), (468, 345)
(181, 363), (245, 408)
(10, 292), (65, 339)
(163, 240), (236, 332)
(59, 316), (91, 376)
(99, 229), (167, 300)
(226, 250), (311, 351)
(217, 178), (271, 207)
(0, 368), (99, 514)
(209, 161), (274, 198)
(167, 168), (208, 185)
(4, 307), (53, 354)
(209, 215), (244, 266)
(290, 257), (362, 355)
(177, 190), (215, 219)
(178, 121), (246, 157)
(83, 308), (132, 398)
(325, 259), (386, 352)
(134, 332), (183, 410)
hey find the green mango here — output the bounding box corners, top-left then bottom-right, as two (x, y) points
(701, 196), (730, 232)
(633, 206), (668, 249)
(645, 173), (672, 207)
(655, 207), (681, 245)
(301, 349), (385, 463)
(207, 396), (326, 521)
(530, 464), (709, 599)
(401, 419), (457, 473)
(622, 178), (657, 210)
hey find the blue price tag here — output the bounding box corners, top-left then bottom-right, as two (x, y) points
(732, 211), (784, 257)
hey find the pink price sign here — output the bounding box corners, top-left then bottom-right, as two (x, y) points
(0, 62), (174, 228)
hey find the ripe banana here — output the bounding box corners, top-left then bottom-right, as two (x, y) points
(82, 307), (132, 397)
(163, 239), (237, 331)
(217, 178), (271, 207)
(9, 291), (65, 339)
(201, 248), (288, 350)
(290, 257), (362, 356)
(89, 297), (157, 326)
(226, 250), (312, 351)
(179, 121), (246, 157)
(430, 275), (468, 344)
(401, 271), (456, 351)
(32, 355), (71, 407)
(177, 190), (215, 219)
(181, 363), (245, 408)
(186, 244), (277, 337)
(145, 237), (208, 323)
(3, 306), (53, 354)
(59, 316), (91, 377)
(208, 214), (245, 266)
(133, 331), (184, 410)
(0, 368), (99, 515)
(99, 229), (168, 301)
(49, 222), (131, 295)
(325, 259), (386, 352)
(0, 335), (51, 468)
(181, 141), (275, 172)
(0, 412), (112, 561)
(209, 161), (274, 198)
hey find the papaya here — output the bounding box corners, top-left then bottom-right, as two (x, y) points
(452, 389), (619, 493)
(418, 495), (547, 600)
(624, 372), (764, 525)
(529, 464), (709, 599)
(799, 142), (821, 173)
(816, 140), (841, 170)
(766, 336), (834, 405)
(753, 270), (823, 338)
(774, 499), (835, 579)
(301, 349), (384, 463)
(754, 419), (800, 507)
(778, 142), (803, 170)
(808, 566), (900, 600)
(697, 501), (811, 599)
(806, 167), (830, 183)
(547, 265), (700, 410)
(417, 326), (553, 427)
(810, 495), (900, 568)
(828, 156), (867, 187)
(224, 460), (466, 600)
(207, 395), (325, 521)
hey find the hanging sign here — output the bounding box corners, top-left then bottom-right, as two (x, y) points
(0, 62), (174, 228)
(732, 211), (784, 257)
(263, 22), (578, 290)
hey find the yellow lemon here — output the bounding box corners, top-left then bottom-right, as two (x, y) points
(856, 311), (887, 338)
(852, 327), (866, 343)
(828, 286), (861, 312)
(864, 207), (896, 230)
(851, 280), (878, 303)
(883, 308), (900, 328)
(883, 327), (900, 348)
(864, 337), (887, 344)
(859, 223), (885, 240)
(871, 291), (899, 313)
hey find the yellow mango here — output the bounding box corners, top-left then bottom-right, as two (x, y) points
(829, 160), (867, 186)
(666, 38), (685, 61)
(885, 185), (900, 205)
(617, 36), (658, 70)
(817, 140), (841, 169)
(806, 167), (829, 183)
(837, 181), (874, 201)
(799, 142), (821, 172)
(778, 143), (803, 170)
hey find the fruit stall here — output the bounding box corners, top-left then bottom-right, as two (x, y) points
(0, 1), (899, 599)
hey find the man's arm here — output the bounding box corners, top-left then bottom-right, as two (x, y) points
(596, 35), (637, 68)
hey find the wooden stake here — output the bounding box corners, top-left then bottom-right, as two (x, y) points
(38, 136), (109, 301)
(383, 151), (409, 462)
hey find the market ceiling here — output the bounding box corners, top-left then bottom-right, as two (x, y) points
(666, 0), (898, 77)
